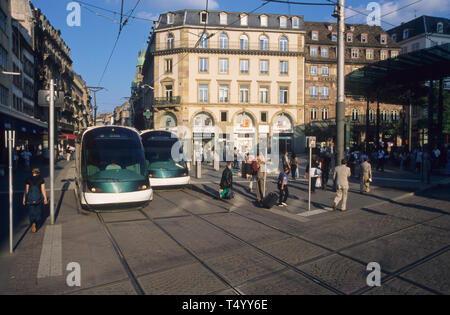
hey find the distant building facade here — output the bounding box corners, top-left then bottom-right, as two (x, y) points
(143, 9), (307, 155)
(304, 22), (403, 149)
(114, 102), (131, 126)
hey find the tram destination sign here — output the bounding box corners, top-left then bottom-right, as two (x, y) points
(38, 90), (65, 107)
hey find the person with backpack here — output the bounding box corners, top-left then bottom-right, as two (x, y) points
(22, 168), (48, 233)
(277, 167), (290, 207)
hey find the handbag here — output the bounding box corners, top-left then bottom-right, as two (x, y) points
(315, 177), (322, 188)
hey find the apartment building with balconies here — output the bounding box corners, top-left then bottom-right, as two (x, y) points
(143, 9), (307, 154)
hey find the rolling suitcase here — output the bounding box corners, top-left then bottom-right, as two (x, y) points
(262, 192), (278, 209)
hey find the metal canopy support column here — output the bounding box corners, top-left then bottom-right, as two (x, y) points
(437, 78), (444, 150)
(428, 80), (434, 153)
(365, 98), (370, 153)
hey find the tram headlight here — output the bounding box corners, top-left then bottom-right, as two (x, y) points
(139, 185), (148, 190)
(91, 187), (102, 193)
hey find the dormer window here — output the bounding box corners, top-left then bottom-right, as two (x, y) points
(350, 26), (355, 32)
(331, 32), (337, 41)
(361, 33), (368, 43)
(167, 13), (174, 24)
(380, 34), (387, 44)
(392, 34), (397, 42)
(280, 16), (287, 28)
(347, 33), (353, 42)
(220, 12), (227, 25)
(437, 22), (443, 33)
(260, 15), (268, 27)
(403, 29), (409, 39)
(200, 11), (208, 24)
(240, 14), (248, 26)
(292, 17), (299, 29)
(312, 31), (319, 40)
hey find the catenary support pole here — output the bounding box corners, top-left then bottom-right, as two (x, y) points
(50, 79), (55, 225)
(336, 0), (346, 166)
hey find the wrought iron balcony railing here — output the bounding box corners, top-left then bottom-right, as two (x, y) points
(153, 96), (181, 105)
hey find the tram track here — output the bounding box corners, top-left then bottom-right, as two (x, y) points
(179, 188), (449, 295)
(96, 213), (146, 295)
(92, 187), (448, 295)
(154, 190), (346, 295)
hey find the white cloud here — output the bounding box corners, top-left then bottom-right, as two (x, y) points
(135, 11), (160, 22)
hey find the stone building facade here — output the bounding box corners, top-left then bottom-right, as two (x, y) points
(31, 4), (76, 143)
(304, 22), (404, 149)
(143, 9), (307, 155)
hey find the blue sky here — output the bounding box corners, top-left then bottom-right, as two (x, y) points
(31, 0), (450, 114)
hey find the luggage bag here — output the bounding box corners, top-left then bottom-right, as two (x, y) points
(262, 192), (278, 209)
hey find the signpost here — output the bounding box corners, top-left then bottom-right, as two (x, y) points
(5, 130), (15, 254)
(306, 136), (316, 212)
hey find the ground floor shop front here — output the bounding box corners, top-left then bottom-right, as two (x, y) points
(153, 106), (307, 161)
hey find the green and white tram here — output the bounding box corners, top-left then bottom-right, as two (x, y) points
(140, 130), (190, 187)
(75, 126), (153, 211)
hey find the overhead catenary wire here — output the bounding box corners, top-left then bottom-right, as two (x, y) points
(97, 0), (142, 86)
(150, 0), (271, 88)
(77, 0), (158, 23)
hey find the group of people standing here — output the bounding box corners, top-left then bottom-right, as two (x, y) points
(221, 148), (374, 212)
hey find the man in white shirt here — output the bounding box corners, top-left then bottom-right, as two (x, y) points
(333, 159), (351, 211)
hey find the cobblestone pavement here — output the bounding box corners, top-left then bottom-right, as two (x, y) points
(0, 160), (448, 295)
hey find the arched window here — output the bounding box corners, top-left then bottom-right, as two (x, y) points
(437, 22), (443, 33)
(219, 33), (228, 49)
(352, 109), (359, 121)
(260, 35), (269, 51)
(322, 108), (329, 120)
(200, 33), (208, 48)
(240, 34), (248, 50)
(310, 108), (318, 121)
(369, 109), (375, 122)
(280, 36), (288, 51)
(391, 110), (399, 121)
(381, 110), (388, 121)
(167, 34), (174, 49)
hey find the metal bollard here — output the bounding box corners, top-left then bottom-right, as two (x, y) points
(214, 156), (219, 171)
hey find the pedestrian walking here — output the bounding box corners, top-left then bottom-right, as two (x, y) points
(282, 151), (291, 172)
(305, 159), (320, 193)
(255, 152), (266, 206)
(376, 147), (385, 172)
(233, 147), (240, 170)
(22, 168), (48, 233)
(332, 159), (351, 212)
(277, 167), (289, 207)
(360, 157), (372, 194)
(320, 152), (331, 190)
(21, 149), (32, 169)
(291, 154), (299, 180)
(219, 161), (234, 200)
(249, 155), (258, 193)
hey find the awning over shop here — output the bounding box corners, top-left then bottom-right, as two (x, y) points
(0, 113), (47, 135)
(60, 132), (77, 141)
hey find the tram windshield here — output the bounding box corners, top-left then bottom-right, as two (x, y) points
(141, 132), (187, 171)
(83, 128), (147, 183)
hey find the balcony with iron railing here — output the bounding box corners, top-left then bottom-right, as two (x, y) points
(152, 40), (302, 55)
(153, 96), (181, 106)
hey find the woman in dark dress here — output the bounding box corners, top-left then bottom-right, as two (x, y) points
(22, 168), (48, 233)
